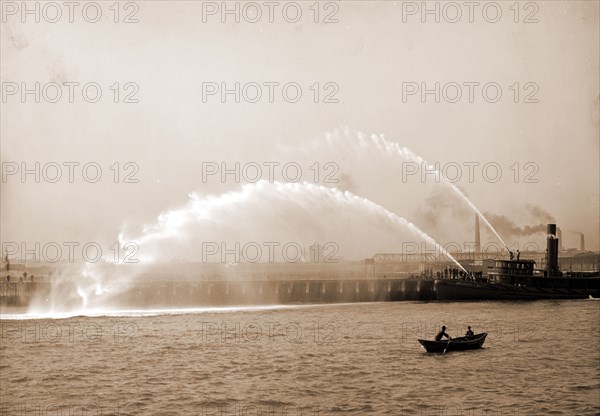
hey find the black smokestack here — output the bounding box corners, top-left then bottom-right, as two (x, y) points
(580, 233), (585, 251)
(546, 224), (560, 276)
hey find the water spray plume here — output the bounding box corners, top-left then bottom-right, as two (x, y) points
(319, 128), (509, 252)
(125, 181), (466, 271)
(29, 181), (467, 314)
(397, 144), (509, 251)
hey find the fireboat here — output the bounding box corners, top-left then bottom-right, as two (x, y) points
(433, 224), (600, 300)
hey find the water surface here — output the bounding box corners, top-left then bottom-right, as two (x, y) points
(1, 300), (599, 415)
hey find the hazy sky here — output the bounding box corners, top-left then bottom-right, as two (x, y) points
(1, 1), (599, 262)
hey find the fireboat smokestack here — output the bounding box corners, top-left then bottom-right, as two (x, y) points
(546, 224), (560, 276)
(474, 214), (481, 255)
(580, 233), (585, 251)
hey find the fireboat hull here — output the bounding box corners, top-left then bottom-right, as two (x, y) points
(434, 279), (600, 300)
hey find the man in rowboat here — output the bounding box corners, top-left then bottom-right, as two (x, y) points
(465, 326), (475, 338)
(435, 326), (451, 342)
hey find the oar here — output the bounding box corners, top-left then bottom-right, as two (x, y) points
(443, 337), (452, 354)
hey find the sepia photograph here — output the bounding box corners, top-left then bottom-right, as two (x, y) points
(1, 1), (599, 414)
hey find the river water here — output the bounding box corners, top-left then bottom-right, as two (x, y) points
(1, 300), (599, 415)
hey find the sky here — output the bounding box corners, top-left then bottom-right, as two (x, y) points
(1, 0), (599, 264)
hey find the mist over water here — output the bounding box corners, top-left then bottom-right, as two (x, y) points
(20, 127), (531, 316)
(27, 262), (147, 315)
(27, 180), (465, 315)
(25, 127), (497, 315)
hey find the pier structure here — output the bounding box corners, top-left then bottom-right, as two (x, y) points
(0, 278), (437, 309)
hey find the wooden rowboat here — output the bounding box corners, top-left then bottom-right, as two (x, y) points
(418, 333), (487, 353)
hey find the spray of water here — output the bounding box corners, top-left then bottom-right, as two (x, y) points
(377, 136), (508, 250)
(29, 180), (467, 314)
(28, 259), (144, 315)
(124, 180), (466, 270)
(311, 128), (509, 251)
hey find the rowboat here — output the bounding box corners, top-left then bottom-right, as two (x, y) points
(418, 333), (487, 353)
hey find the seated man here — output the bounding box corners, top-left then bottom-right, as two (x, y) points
(435, 325), (451, 342)
(465, 326), (475, 338)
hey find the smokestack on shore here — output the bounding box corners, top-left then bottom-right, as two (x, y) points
(546, 224), (560, 276)
(580, 233), (585, 251)
(474, 214), (481, 255)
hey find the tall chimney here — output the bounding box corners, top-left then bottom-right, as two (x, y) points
(546, 224), (559, 276)
(474, 214), (481, 255)
(580, 233), (585, 251)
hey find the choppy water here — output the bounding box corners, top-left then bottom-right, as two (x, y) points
(1, 300), (599, 415)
